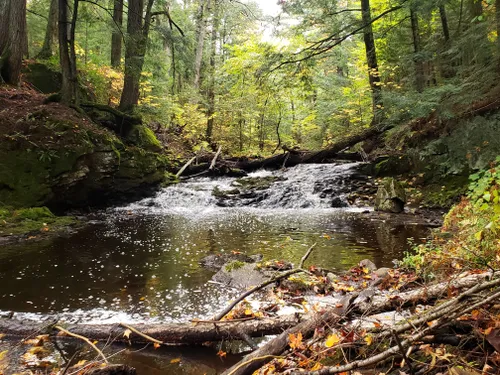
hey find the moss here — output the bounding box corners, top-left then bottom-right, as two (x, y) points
(419, 175), (469, 208)
(0, 206), (79, 236)
(225, 260), (246, 272)
(14, 207), (54, 220)
(213, 186), (240, 198)
(161, 172), (179, 187)
(126, 125), (162, 152)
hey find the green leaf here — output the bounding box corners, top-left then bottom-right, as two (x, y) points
(484, 193), (491, 202)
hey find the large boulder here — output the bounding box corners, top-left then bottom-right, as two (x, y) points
(374, 178), (407, 213)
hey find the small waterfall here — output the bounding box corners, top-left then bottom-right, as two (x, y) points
(121, 162), (365, 213)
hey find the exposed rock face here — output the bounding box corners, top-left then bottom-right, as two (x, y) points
(374, 178), (407, 213)
(0, 88), (173, 210)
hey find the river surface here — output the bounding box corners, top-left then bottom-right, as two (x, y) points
(0, 163), (431, 374)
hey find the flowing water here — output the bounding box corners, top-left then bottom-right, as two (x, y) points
(0, 163), (432, 373)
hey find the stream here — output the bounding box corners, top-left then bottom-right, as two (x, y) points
(0, 162), (432, 374)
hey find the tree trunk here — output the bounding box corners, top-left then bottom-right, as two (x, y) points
(193, 0), (208, 89)
(111, 0), (123, 68)
(439, 5), (450, 42)
(119, 0), (144, 112)
(410, 9), (425, 92)
(38, 0), (58, 59)
(205, 0), (219, 147)
(496, 0), (500, 68)
(58, 0), (78, 105)
(0, 0), (27, 85)
(0, 0), (9, 58)
(0, 315), (300, 345)
(361, 0), (383, 122)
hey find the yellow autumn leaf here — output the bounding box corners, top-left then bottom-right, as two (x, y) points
(170, 358), (181, 363)
(325, 333), (340, 348)
(244, 308), (253, 316)
(123, 329), (132, 339)
(75, 360), (87, 367)
(0, 350), (7, 361)
(310, 363), (323, 371)
(153, 342), (161, 349)
(364, 335), (373, 346)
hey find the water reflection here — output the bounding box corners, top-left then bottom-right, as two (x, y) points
(0, 209), (428, 321)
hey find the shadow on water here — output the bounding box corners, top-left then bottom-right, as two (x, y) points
(0, 163), (432, 373)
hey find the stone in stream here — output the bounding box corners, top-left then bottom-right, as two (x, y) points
(199, 253), (263, 271)
(374, 178), (407, 213)
(212, 262), (270, 289)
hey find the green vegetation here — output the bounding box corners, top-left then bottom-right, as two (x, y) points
(224, 260), (246, 272)
(403, 158), (500, 275)
(0, 206), (77, 236)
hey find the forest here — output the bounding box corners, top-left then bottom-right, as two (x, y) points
(1, 0), (500, 374)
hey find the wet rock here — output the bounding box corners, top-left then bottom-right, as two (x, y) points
(373, 267), (391, 279)
(233, 176), (286, 190)
(212, 262), (269, 289)
(374, 178), (407, 213)
(327, 272), (339, 282)
(199, 252), (261, 271)
(359, 259), (377, 272)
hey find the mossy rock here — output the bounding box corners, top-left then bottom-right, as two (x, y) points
(233, 176), (285, 190)
(373, 155), (412, 177)
(374, 178), (407, 213)
(126, 125), (162, 152)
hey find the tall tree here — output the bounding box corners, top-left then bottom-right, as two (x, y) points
(439, 5), (450, 42)
(0, 0), (10, 59)
(410, 8), (424, 92)
(58, 0), (79, 105)
(205, 0), (219, 147)
(496, 0), (500, 66)
(193, 0), (208, 89)
(0, 0), (27, 85)
(111, 0), (123, 68)
(119, 0), (155, 112)
(361, 0), (383, 121)
(38, 0), (58, 59)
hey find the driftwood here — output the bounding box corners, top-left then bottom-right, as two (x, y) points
(175, 156), (196, 178)
(0, 315), (300, 345)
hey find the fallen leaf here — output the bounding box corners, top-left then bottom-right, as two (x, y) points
(289, 332), (304, 350)
(123, 329), (132, 339)
(364, 335), (373, 346)
(217, 350), (227, 358)
(325, 333), (340, 348)
(170, 358), (181, 363)
(153, 342), (161, 349)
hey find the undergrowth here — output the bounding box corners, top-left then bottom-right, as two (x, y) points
(402, 156), (500, 275)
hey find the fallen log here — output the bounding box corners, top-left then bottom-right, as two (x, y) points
(0, 315), (300, 345)
(221, 304), (348, 375)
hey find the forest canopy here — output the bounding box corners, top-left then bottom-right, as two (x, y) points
(2, 0), (500, 155)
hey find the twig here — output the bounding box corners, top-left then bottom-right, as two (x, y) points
(119, 322), (163, 345)
(55, 326), (108, 364)
(299, 243), (317, 269)
(392, 329), (414, 375)
(227, 355), (283, 375)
